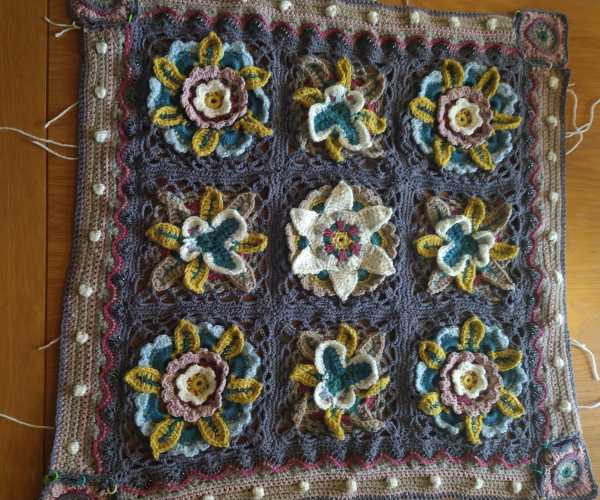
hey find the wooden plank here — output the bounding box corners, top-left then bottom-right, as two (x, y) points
(0, 1), (48, 499)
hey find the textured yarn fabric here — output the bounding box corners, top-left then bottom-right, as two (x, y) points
(39, 2), (597, 500)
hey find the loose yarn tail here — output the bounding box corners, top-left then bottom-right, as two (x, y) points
(570, 337), (600, 409)
(0, 412), (54, 430)
(565, 87), (600, 155)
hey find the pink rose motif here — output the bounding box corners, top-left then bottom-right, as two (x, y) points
(437, 86), (494, 149)
(162, 349), (229, 422)
(180, 65), (248, 129)
(439, 351), (502, 416)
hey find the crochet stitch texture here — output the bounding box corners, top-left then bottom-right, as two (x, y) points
(40, 1), (597, 500)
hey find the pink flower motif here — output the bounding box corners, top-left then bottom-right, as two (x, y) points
(323, 228), (336, 238)
(162, 349), (229, 422)
(180, 65), (248, 129)
(347, 226), (360, 237)
(336, 220), (346, 231)
(437, 86), (494, 149)
(439, 351), (502, 416)
(348, 241), (362, 256)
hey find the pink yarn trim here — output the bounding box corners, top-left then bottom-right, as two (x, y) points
(437, 86), (493, 149)
(180, 66), (248, 129)
(439, 351), (502, 416)
(161, 349), (229, 422)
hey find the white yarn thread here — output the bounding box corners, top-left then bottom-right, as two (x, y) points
(38, 337), (60, 350)
(0, 412), (54, 429)
(32, 141), (79, 160)
(0, 127), (77, 148)
(44, 17), (81, 37)
(565, 88), (600, 155)
(45, 101), (79, 129)
(570, 338), (600, 380)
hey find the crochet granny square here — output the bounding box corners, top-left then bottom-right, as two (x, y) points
(41, 1), (598, 500)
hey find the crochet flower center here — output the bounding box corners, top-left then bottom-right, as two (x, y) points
(321, 220), (362, 262)
(451, 361), (488, 399)
(177, 365), (218, 405)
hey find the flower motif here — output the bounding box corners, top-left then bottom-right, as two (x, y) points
(125, 319), (262, 458)
(288, 324), (389, 440)
(293, 56), (387, 162)
(146, 186), (267, 294)
(414, 196), (519, 294)
(409, 59), (522, 173)
(415, 316), (527, 445)
(286, 181), (397, 301)
(148, 32), (272, 158)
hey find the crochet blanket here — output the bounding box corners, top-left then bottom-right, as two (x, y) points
(40, 1), (598, 500)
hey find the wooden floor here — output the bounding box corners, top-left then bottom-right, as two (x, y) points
(0, 0), (598, 498)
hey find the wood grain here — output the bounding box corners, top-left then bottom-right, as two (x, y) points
(1, 1), (598, 498)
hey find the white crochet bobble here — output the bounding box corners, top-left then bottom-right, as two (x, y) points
(74, 384), (87, 397)
(472, 477), (484, 490)
(430, 475), (441, 489)
(553, 312), (564, 324)
(547, 151), (557, 162)
(76, 331), (89, 344)
(553, 356), (565, 369)
(448, 17), (460, 28)
(546, 115), (558, 127)
(554, 270), (563, 282)
(547, 230), (558, 243)
(297, 481), (310, 492)
(93, 183), (106, 196)
(345, 479), (357, 495)
(385, 477), (398, 489)
(367, 11), (378, 25)
(280, 0), (292, 12)
(89, 230), (102, 243)
(251, 486), (264, 499)
(548, 191), (559, 203)
(409, 11), (420, 25)
(95, 86), (107, 99)
(94, 130), (108, 143)
(201, 495), (214, 500)
(549, 76), (559, 89)
(96, 42), (108, 54)
(325, 4), (337, 17)
(67, 441), (80, 455)
(559, 400), (572, 413)
(511, 481), (522, 494)
(486, 18), (497, 31)
(79, 284), (93, 298)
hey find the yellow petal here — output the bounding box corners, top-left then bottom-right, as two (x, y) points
(496, 387), (525, 418)
(150, 416), (183, 458)
(491, 111), (522, 130)
(183, 259), (209, 294)
(325, 136), (344, 162)
(459, 316), (486, 351)
(413, 234), (445, 258)
(456, 265), (476, 293)
(292, 87), (324, 108)
(153, 106), (186, 126)
(337, 324), (358, 357)
(418, 392), (443, 416)
(124, 367), (162, 395)
(212, 325), (244, 362)
(192, 129), (222, 157)
(358, 109), (387, 134)
(419, 341), (446, 370)
(464, 414), (484, 445)
(474, 67), (500, 99)
(199, 186), (223, 222)
(355, 377), (390, 398)
(173, 318), (200, 356)
(324, 407), (345, 440)
(198, 32), (223, 67)
(463, 197), (486, 231)
(434, 136), (455, 168)
(487, 349), (523, 371)
(153, 58), (186, 91)
(238, 66), (271, 90)
(441, 59), (465, 92)
(225, 375), (263, 403)
(467, 143), (495, 171)
(236, 233), (268, 253)
(335, 57), (352, 90)
(232, 111), (273, 138)
(197, 409), (229, 447)
(408, 96), (437, 125)
(289, 364), (320, 387)
(145, 223), (182, 251)
(490, 242), (519, 261)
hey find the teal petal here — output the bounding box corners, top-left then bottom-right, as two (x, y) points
(415, 362), (440, 395)
(434, 326), (460, 353)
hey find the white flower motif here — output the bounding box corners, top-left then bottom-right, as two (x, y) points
(447, 97), (484, 136)
(290, 181), (395, 301)
(435, 215), (495, 276)
(451, 361), (488, 399)
(307, 84), (372, 151)
(193, 79), (232, 119)
(179, 209), (248, 275)
(176, 365), (218, 405)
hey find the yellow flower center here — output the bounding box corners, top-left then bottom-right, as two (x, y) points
(334, 232), (352, 250)
(460, 370), (479, 390)
(455, 108), (473, 127)
(187, 372), (210, 396)
(205, 91), (224, 110)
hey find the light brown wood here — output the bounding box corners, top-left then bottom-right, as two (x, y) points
(1, 1), (598, 498)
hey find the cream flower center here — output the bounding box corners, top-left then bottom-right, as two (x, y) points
(176, 365), (217, 406)
(451, 361), (488, 399)
(193, 79), (232, 119)
(448, 97), (484, 136)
